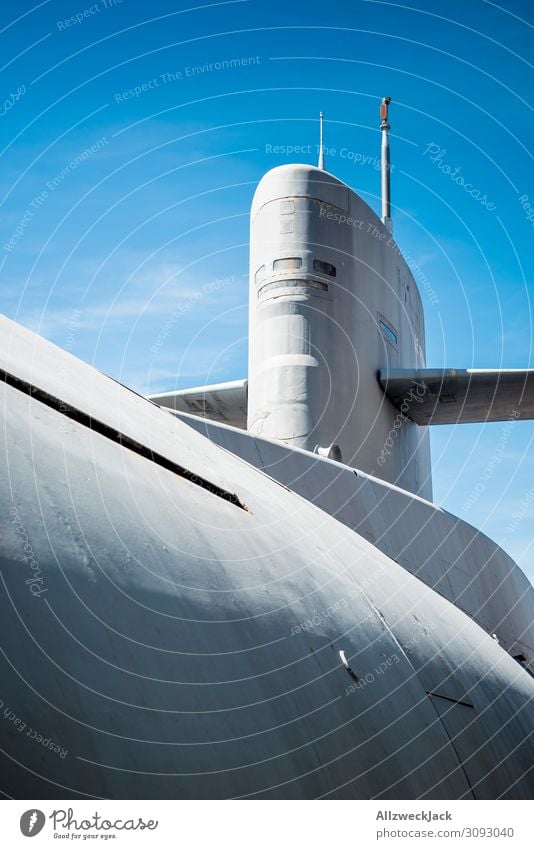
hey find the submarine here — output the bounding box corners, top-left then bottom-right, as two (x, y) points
(1, 98), (533, 800)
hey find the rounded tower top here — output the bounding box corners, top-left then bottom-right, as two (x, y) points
(251, 163), (350, 221)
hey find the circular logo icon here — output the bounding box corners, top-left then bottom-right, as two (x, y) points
(20, 810), (46, 837)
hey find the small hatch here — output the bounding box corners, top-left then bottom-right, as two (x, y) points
(280, 220), (294, 234)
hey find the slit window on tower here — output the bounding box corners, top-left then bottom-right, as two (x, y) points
(273, 257), (302, 270)
(379, 319), (398, 346)
(313, 259), (336, 277)
(255, 265), (266, 284)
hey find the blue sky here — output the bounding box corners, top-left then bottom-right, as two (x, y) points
(1, 0), (533, 580)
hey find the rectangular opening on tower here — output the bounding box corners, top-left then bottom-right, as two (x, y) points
(273, 257), (302, 270)
(313, 259), (336, 277)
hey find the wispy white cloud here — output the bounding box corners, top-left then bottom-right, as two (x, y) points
(14, 267), (238, 338)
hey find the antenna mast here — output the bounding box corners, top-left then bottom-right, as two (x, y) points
(380, 97), (392, 234)
(318, 111), (325, 170)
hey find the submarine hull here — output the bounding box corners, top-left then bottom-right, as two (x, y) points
(1, 316), (533, 800)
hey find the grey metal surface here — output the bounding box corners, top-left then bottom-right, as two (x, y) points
(380, 368), (534, 425)
(247, 163), (433, 500)
(177, 413), (534, 670)
(1, 314), (533, 800)
(149, 379), (248, 429)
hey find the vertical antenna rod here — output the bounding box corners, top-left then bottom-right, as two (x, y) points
(380, 97), (392, 234)
(318, 111), (325, 170)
